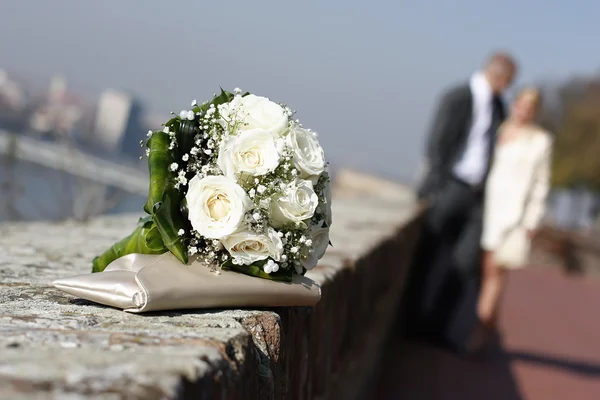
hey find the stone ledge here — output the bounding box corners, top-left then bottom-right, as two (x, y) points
(0, 170), (423, 399)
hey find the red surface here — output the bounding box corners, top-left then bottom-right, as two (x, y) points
(377, 268), (600, 400)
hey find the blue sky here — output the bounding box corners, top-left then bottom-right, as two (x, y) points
(1, 0), (599, 182)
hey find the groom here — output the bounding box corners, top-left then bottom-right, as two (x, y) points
(404, 52), (517, 352)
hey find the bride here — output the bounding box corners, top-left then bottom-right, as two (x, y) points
(473, 87), (553, 350)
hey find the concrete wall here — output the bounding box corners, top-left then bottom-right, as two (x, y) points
(0, 170), (423, 399)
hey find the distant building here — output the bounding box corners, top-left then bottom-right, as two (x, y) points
(0, 69), (26, 111)
(0, 68), (28, 132)
(48, 74), (67, 103)
(29, 74), (84, 138)
(92, 89), (147, 159)
(93, 89), (133, 151)
(119, 99), (147, 159)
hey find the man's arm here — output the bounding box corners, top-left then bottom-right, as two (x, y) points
(419, 87), (467, 198)
(425, 87), (464, 167)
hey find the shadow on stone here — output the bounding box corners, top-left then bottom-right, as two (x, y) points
(68, 298), (109, 307)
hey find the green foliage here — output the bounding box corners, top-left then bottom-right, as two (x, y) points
(541, 79), (600, 190)
(92, 217), (168, 272)
(144, 131), (174, 214)
(152, 187), (189, 264)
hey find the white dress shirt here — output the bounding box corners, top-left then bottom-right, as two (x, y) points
(453, 71), (495, 186)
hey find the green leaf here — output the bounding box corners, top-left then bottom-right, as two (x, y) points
(190, 88), (242, 116)
(164, 116), (180, 129)
(92, 218), (168, 273)
(216, 87), (234, 104)
(221, 260), (294, 282)
(137, 215), (152, 224)
(152, 187), (189, 264)
(94, 130), (188, 272)
(179, 197), (189, 220)
(207, 89), (234, 110)
(176, 119), (197, 160)
(144, 131), (175, 214)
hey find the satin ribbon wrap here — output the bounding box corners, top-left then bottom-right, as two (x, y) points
(53, 253), (321, 313)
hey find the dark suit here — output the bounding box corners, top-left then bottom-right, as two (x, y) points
(403, 83), (506, 351)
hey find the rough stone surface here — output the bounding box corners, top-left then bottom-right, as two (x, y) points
(0, 170), (423, 399)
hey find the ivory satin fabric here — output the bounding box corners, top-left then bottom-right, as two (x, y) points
(53, 253), (321, 313)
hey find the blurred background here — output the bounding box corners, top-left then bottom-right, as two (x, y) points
(1, 0), (600, 231)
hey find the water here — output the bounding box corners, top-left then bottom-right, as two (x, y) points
(0, 156), (145, 222)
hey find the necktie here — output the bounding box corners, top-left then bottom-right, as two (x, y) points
(482, 95), (504, 184)
(486, 96), (503, 159)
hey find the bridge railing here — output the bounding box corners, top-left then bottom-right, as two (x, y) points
(0, 130), (148, 195)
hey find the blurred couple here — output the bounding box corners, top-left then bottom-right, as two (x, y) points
(404, 52), (553, 354)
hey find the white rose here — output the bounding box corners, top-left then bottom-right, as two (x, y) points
(221, 227), (284, 265)
(217, 129), (282, 179)
(270, 179), (319, 228)
(301, 224), (330, 270)
(217, 96), (242, 129)
(237, 94), (288, 137)
(186, 175), (252, 239)
(288, 126), (326, 180)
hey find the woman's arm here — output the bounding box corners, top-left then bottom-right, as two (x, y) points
(522, 135), (553, 231)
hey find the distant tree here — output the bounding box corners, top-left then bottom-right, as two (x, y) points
(539, 77), (600, 190)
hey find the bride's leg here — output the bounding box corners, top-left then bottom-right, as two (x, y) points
(477, 251), (506, 330)
(490, 269), (508, 330)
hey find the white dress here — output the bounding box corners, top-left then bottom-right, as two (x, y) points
(481, 126), (553, 259)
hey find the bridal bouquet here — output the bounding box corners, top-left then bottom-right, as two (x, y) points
(92, 88), (332, 282)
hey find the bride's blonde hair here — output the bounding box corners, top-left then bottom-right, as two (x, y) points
(498, 87), (543, 133)
(515, 87), (542, 111)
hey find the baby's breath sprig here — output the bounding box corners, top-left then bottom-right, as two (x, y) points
(279, 228), (311, 273)
(244, 209), (268, 234)
(188, 231), (226, 267)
